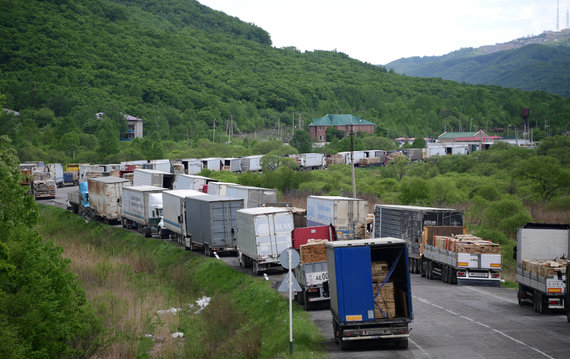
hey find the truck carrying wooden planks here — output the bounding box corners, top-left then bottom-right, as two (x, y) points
(421, 227), (502, 286)
(516, 223), (569, 314)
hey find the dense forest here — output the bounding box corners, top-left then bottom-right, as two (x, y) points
(1, 0), (569, 164)
(386, 40), (570, 97)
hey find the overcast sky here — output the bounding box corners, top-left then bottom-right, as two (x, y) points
(198, 0), (568, 65)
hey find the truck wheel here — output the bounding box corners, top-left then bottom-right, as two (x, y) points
(144, 226), (152, 238)
(303, 291), (310, 311)
(420, 261), (426, 277)
(297, 289), (305, 306)
(517, 287), (524, 306)
(395, 338), (409, 349)
(450, 268), (457, 285)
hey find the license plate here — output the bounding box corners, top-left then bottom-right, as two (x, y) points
(307, 272), (328, 284)
(469, 272), (488, 278)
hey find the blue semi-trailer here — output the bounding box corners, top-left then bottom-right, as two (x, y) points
(326, 238), (413, 350)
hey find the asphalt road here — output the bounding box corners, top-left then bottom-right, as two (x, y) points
(44, 186), (570, 358)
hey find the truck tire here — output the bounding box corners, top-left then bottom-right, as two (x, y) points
(144, 226), (152, 238)
(303, 291), (311, 311)
(450, 268), (457, 285)
(420, 261), (426, 277)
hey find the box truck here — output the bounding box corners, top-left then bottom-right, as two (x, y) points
(326, 238), (413, 349)
(516, 223), (569, 313)
(236, 207), (294, 274)
(201, 157), (222, 171)
(240, 155), (263, 172)
(185, 195), (243, 256)
(307, 196), (369, 240)
(121, 185), (166, 237)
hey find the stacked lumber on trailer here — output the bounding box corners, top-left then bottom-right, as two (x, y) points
(358, 157), (382, 167)
(299, 240), (327, 263)
(522, 258), (568, 277)
(326, 154), (344, 165)
(433, 234), (500, 254)
(372, 281), (396, 319)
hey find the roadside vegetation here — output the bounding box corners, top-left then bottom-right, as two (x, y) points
(36, 205), (325, 358)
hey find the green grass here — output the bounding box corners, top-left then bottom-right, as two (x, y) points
(37, 205), (326, 358)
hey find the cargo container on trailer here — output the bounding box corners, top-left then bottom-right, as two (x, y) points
(516, 223), (569, 313)
(225, 185), (277, 208)
(201, 157), (222, 171)
(46, 163), (64, 187)
(121, 185), (166, 237)
(174, 173), (217, 192)
(87, 176), (129, 224)
(326, 238), (413, 350)
(185, 195), (243, 256)
(240, 155), (264, 172)
(307, 196), (368, 240)
(161, 190), (204, 248)
(223, 158), (242, 172)
(133, 169), (175, 189)
(236, 207), (294, 274)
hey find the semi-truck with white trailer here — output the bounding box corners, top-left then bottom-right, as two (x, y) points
(373, 204), (464, 274)
(185, 195), (243, 256)
(121, 185), (166, 238)
(307, 196), (369, 240)
(421, 227), (502, 286)
(174, 173), (217, 192)
(516, 223), (569, 314)
(236, 207), (294, 274)
(161, 190), (204, 249)
(326, 238), (413, 350)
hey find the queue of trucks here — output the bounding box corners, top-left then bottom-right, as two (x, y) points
(53, 161), (568, 350)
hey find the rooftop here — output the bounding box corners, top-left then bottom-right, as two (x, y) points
(309, 114), (374, 127)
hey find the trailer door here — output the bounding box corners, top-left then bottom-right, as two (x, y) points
(334, 246), (375, 322)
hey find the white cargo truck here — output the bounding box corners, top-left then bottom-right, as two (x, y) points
(297, 153), (325, 170)
(161, 190), (204, 248)
(180, 158), (202, 174)
(79, 164), (104, 183)
(225, 185), (277, 208)
(516, 223), (569, 313)
(237, 207), (294, 274)
(133, 169), (175, 189)
(206, 182), (236, 196)
(121, 185), (166, 238)
(307, 196), (369, 240)
(87, 176), (129, 224)
(173, 173), (217, 192)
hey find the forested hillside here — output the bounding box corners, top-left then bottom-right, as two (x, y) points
(386, 37), (570, 97)
(1, 0), (569, 164)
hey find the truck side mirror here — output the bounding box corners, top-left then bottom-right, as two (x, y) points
(178, 215), (183, 224)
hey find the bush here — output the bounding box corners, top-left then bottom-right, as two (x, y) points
(483, 197), (532, 238)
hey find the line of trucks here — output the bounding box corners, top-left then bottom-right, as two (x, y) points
(63, 171), (569, 349)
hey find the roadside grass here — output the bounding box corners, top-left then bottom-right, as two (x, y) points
(36, 205), (326, 358)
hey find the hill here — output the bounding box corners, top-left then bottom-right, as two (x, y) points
(0, 0), (569, 163)
(386, 31), (570, 97)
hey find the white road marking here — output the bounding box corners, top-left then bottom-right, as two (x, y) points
(409, 337), (432, 358)
(412, 295), (555, 359)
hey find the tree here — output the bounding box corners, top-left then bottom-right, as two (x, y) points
(515, 156), (570, 201)
(289, 130), (312, 153)
(0, 136), (101, 358)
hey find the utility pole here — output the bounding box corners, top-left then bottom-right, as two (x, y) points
(213, 118), (216, 142)
(350, 125), (356, 198)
